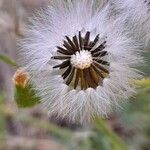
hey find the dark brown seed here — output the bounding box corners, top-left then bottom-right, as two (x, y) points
(52, 56), (71, 60)
(89, 67), (100, 86)
(91, 45), (105, 54)
(91, 41), (106, 53)
(74, 69), (80, 89)
(66, 67), (75, 85)
(83, 69), (95, 88)
(79, 69), (85, 90)
(84, 32), (90, 49)
(58, 50), (71, 55)
(57, 46), (73, 55)
(53, 60), (70, 69)
(91, 64), (104, 78)
(63, 41), (74, 53)
(82, 69), (88, 89)
(88, 35), (99, 50)
(62, 65), (72, 79)
(94, 61), (109, 74)
(93, 51), (107, 57)
(65, 36), (76, 51)
(94, 59), (109, 65)
(73, 36), (79, 51)
(79, 31), (83, 50)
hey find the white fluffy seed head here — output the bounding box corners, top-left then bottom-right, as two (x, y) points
(71, 50), (93, 69)
(18, 0), (143, 123)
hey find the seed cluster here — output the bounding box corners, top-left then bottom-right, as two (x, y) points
(71, 50), (93, 69)
(52, 31), (109, 90)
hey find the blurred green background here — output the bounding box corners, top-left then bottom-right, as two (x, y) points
(0, 0), (150, 150)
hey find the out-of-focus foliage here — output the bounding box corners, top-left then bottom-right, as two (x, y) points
(0, 54), (18, 68)
(90, 117), (127, 150)
(140, 53), (150, 76)
(0, 94), (5, 134)
(121, 86), (150, 150)
(135, 78), (150, 88)
(0, 93), (6, 149)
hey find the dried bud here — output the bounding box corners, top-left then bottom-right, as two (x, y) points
(12, 69), (30, 87)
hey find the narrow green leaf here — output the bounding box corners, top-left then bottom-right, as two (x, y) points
(93, 116), (128, 150)
(0, 54), (19, 68)
(15, 83), (41, 108)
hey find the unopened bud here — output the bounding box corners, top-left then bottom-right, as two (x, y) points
(12, 69), (30, 87)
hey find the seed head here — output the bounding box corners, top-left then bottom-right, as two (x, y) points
(18, 0), (143, 123)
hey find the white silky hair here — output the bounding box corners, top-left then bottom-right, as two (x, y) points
(18, 0), (143, 123)
(112, 0), (150, 47)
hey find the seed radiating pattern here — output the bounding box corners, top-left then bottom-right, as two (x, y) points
(18, 0), (145, 122)
(52, 31), (109, 90)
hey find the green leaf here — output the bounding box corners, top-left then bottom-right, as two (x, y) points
(0, 54), (19, 68)
(15, 83), (41, 108)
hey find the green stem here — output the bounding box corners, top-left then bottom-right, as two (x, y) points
(93, 116), (128, 150)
